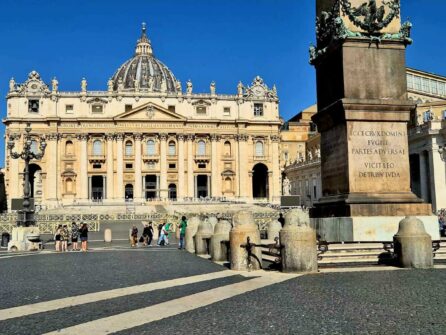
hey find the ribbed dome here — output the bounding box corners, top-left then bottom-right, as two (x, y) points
(111, 23), (178, 93)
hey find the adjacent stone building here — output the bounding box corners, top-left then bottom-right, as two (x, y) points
(3, 25), (282, 209)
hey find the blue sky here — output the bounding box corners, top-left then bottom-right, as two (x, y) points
(0, 0), (445, 166)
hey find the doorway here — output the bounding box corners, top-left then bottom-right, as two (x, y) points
(252, 163), (268, 199)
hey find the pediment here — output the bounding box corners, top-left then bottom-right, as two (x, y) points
(114, 102), (186, 121)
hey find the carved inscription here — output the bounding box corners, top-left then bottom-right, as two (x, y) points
(349, 122), (410, 193)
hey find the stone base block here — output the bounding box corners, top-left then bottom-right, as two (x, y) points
(313, 216), (440, 242)
(8, 227), (42, 252)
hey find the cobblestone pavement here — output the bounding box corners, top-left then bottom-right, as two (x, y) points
(0, 245), (445, 335)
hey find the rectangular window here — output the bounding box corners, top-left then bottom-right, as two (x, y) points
(92, 105), (103, 114)
(65, 105), (74, 114)
(168, 163), (176, 169)
(93, 164), (102, 169)
(438, 82), (446, 96)
(431, 79), (438, 95)
(125, 104), (132, 112)
(223, 107), (231, 116)
(168, 105), (176, 113)
(421, 78), (430, 93)
(253, 103), (263, 116)
(414, 76), (422, 91)
(125, 163), (133, 169)
(198, 163), (206, 169)
(407, 74), (413, 90)
(28, 99), (39, 113)
(196, 106), (207, 115)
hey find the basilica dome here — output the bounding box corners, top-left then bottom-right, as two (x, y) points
(111, 24), (178, 93)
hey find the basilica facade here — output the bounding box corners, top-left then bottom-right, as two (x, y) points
(3, 25), (282, 209)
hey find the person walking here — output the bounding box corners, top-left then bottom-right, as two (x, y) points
(54, 225), (62, 252)
(157, 222), (163, 240)
(130, 225), (138, 247)
(142, 222), (154, 246)
(61, 225), (69, 252)
(164, 221), (171, 245)
(157, 222), (166, 246)
(71, 222), (79, 251)
(80, 223), (89, 252)
(178, 216), (187, 250)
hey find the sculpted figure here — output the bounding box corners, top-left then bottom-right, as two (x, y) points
(210, 81), (216, 95)
(186, 79), (193, 95)
(237, 81), (243, 96)
(118, 78), (124, 91)
(282, 177), (291, 196)
(307, 149), (313, 161)
(107, 78), (114, 92)
(176, 80), (182, 93)
(134, 78), (140, 92)
(148, 76), (154, 90)
(9, 77), (15, 92)
(51, 77), (58, 92)
(81, 78), (87, 92)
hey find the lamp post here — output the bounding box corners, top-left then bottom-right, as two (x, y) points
(7, 123), (47, 227)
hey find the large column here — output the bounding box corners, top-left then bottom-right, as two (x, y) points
(428, 144), (446, 212)
(271, 135), (281, 202)
(187, 134), (195, 198)
(116, 134), (124, 201)
(45, 133), (59, 202)
(78, 134), (89, 201)
(159, 133), (168, 199)
(106, 134), (114, 200)
(211, 134), (220, 197)
(7, 134), (20, 204)
(236, 134), (249, 200)
(177, 135), (185, 200)
(134, 133), (143, 202)
(419, 151), (429, 202)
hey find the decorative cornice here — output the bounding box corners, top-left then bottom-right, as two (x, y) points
(235, 134), (249, 142)
(159, 133), (168, 141)
(76, 134), (89, 141)
(134, 133), (143, 141)
(186, 134), (195, 141)
(177, 134), (185, 141)
(210, 134), (221, 142)
(270, 135), (280, 142)
(46, 133), (61, 141)
(105, 134), (115, 141)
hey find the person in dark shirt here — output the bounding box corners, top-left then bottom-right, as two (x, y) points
(278, 213), (285, 228)
(80, 223), (89, 252)
(142, 222), (154, 246)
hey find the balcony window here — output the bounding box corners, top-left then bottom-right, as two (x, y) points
(65, 141), (74, 156)
(223, 107), (231, 116)
(168, 141), (176, 156)
(255, 141), (264, 157)
(92, 140), (103, 155)
(197, 140), (206, 156)
(125, 104), (132, 112)
(147, 140), (155, 155)
(125, 141), (133, 156)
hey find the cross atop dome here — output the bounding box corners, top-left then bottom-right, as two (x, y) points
(135, 22), (153, 56)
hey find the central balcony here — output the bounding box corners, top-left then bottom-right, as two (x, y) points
(89, 155), (106, 163)
(194, 154), (211, 162)
(142, 154), (160, 163)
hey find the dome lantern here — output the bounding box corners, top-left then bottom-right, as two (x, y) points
(111, 23), (178, 93)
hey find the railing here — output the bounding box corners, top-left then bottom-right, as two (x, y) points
(142, 154), (160, 162)
(253, 155), (268, 161)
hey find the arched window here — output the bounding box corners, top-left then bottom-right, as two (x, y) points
(224, 141), (231, 156)
(168, 141), (176, 156)
(197, 140), (206, 156)
(92, 140), (102, 155)
(66, 178), (73, 193)
(147, 139), (155, 155)
(65, 141), (74, 156)
(125, 140), (133, 156)
(255, 141), (264, 157)
(30, 140), (38, 155)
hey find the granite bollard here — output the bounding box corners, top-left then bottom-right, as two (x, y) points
(195, 219), (214, 255)
(185, 216), (200, 253)
(104, 228), (112, 243)
(280, 209), (317, 273)
(210, 219), (232, 261)
(229, 211), (262, 271)
(267, 219), (282, 240)
(393, 216), (433, 269)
